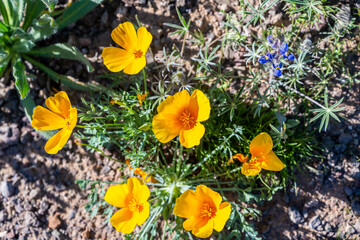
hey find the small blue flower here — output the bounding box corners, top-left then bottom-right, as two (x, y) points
(259, 56), (268, 64)
(267, 35), (274, 44)
(287, 54), (295, 61)
(280, 43), (288, 55)
(272, 62), (283, 77)
(259, 52), (274, 64)
(266, 52), (274, 60)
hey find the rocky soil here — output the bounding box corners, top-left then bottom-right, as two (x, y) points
(0, 0), (359, 239)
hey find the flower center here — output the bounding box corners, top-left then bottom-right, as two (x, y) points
(200, 203), (216, 219)
(128, 197), (144, 213)
(134, 49), (143, 58)
(180, 110), (196, 130)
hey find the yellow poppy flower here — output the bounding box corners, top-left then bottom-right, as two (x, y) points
(241, 132), (285, 176)
(102, 22), (153, 75)
(173, 185), (231, 238)
(31, 91), (77, 154)
(104, 177), (150, 234)
(152, 89), (210, 148)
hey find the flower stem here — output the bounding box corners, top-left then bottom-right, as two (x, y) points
(142, 68), (147, 92)
(76, 123), (123, 129)
(180, 31), (188, 58)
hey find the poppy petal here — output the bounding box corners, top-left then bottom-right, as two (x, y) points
(68, 107), (78, 129)
(123, 56), (146, 75)
(128, 177), (150, 204)
(137, 201), (149, 225)
(104, 183), (130, 208)
(111, 22), (137, 51)
(173, 189), (201, 218)
(137, 26), (152, 54)
(179, 123), (205, 148)
(190, 90), (210, 122)
(213, 202), (231, 232)
(110, 208), (138, 234)
(192, 218), (214, 238)
(32, 106), (66, 131)
(183, 216), (198, 231)
(261, 150), (285, 171)
(44, 127), (72, 154)
(195, 185), (222, 210)
(157, 90), (190, 115)
(152, 113), (182, 143)
(45, 91), (71, 119)
(249, 132), (273, 157)
(102, 47), (134, 72)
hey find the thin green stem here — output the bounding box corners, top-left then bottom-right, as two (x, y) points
(142, 68), (147, 92)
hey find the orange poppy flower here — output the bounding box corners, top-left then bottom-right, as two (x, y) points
(152, 89), (210, 148)
(102, 22), (152, 75)
(173, 185), (231, 238)
(241, 132), (285, 176)
(31, 91), (77, 154)
(104, 177), (150, 234)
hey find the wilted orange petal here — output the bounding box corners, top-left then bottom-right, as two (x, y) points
(233, 153), (248, 163)
(241, 162), (262, 176)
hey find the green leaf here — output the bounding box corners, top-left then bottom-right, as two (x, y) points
(12, 58), (30, 99)
(11, 39), (35, 52)
(55, 0), (103, 30)
(0, 0), (13, 26)
(41, 0), (58, 12)
(22, 0), (46, 30)
(29, 14), (57, 41)
(0, 21), (9, 32)
(28, 43), (93, 72)
(0, 54), (10, 77)
(11, 0), (25, 27)
(23, 55), (107, 93)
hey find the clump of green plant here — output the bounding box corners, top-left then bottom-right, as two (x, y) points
(25, 1), (358, 239)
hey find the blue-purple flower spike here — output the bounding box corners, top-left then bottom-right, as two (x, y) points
(259, 35), (295, 77)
